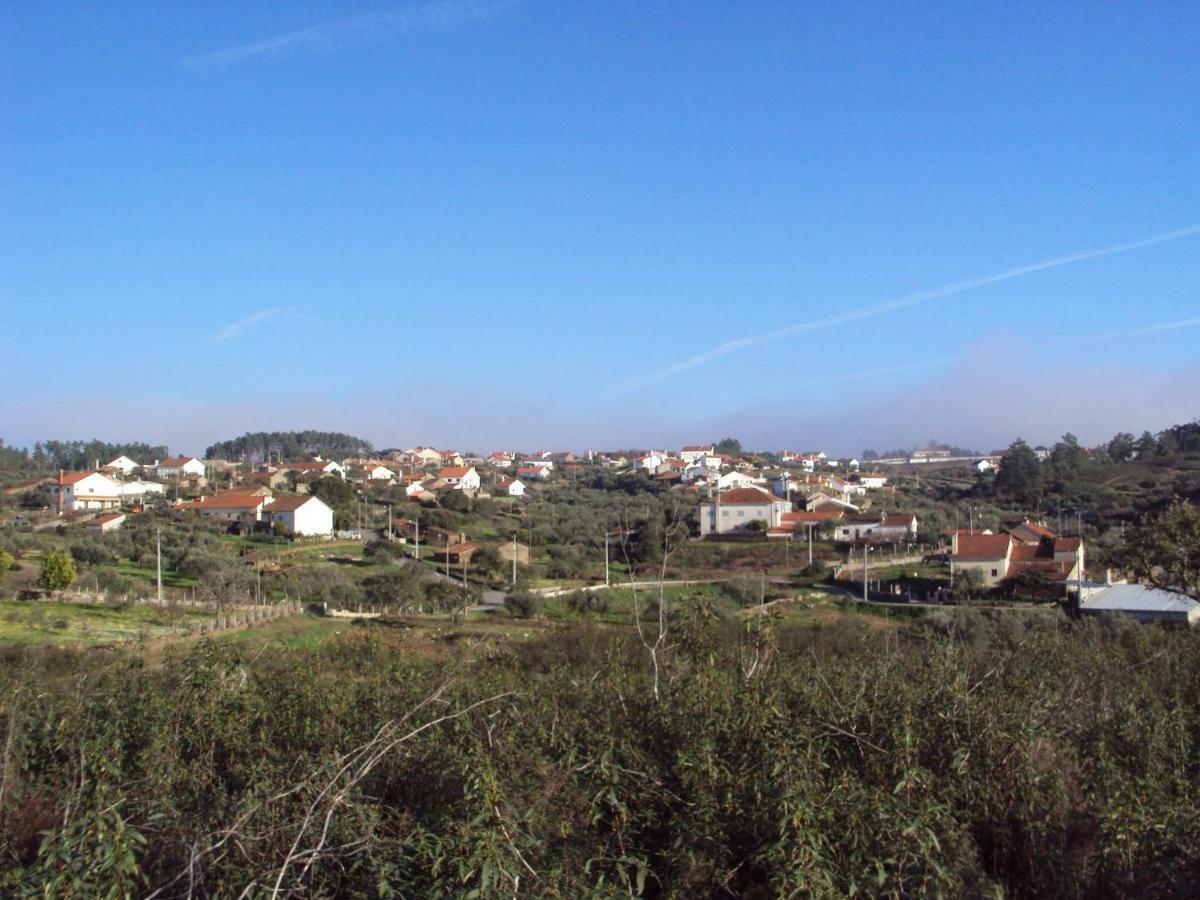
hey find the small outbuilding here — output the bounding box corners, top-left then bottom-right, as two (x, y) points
(1079, 584), (1200, 625)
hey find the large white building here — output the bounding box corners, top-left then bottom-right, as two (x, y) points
(698, 486), (792, 536)
(50, 472), (122, 513)
(155, 456), (206, 479)
(262, 495), (334, 537)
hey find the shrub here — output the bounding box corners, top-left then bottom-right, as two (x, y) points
(505, 589), (543, 618)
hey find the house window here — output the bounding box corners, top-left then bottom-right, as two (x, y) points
(737, 511), (744, 518)
(991, 569), (998, 577)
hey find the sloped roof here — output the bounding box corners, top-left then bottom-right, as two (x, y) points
(179, 491), (267, 511)
(60, 471), (110, 485)
(705, 486), (778, 506)
(953, 533), (1012, 561)
(266, 494), (326, 512)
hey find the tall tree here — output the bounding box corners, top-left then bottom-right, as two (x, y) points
(1124, 499), (1200, 597)
(1106, 432), (1135, 463)
(994, 439), (1042, 505)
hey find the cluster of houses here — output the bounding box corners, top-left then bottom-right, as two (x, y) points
(44, 442), (915, 541)
(949, 521), (1084, 590)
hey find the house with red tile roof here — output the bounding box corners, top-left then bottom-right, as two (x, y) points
(50, 471), (122, 513)
(155, 456), (206, 479)
(437, 466), (480, 490)
(178, 491), (272, 523)
(951, 533), (1083, 589)
(282, 459), (344, 479)
(495, 477), (526, 497)
(698, 486), (792, 536)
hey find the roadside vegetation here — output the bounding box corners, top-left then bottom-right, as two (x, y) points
(2, 610), (1200, 896)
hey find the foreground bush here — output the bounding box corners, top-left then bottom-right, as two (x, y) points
(1, 617), (1199, 896)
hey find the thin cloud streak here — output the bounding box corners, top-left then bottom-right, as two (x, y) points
(211, 308), (285, 342)
(182, 0), (522, 67)
(624, 223), (1200, 390)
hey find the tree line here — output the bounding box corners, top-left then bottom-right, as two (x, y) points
(204, 430), (374, 464)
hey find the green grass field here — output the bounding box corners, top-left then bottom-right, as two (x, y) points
(0, 599), (214, 646)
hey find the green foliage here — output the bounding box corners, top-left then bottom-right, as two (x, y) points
(0, 547), (13, 575)
(361, 566), (427, 610)
(994, 439), (1042, 504)
(309, 476), (359, 529)
(504, 589), (543, 618)
(204, 430), (373, 464)
(30, 439), (168, 471)
(713, 437), (742, 456)
(440, 490), (471, 513)
(1124, 498), (1200, 597)
(3, 621), (1200, 895)
(37, 550), (77, 592)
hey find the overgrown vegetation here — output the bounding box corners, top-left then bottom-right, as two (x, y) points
(2, 614), (1199, 896)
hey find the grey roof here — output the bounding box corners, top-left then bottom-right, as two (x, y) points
(1080, 584), (1199, 614)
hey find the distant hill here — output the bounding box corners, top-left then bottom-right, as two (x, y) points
(205, 431), (373, 465)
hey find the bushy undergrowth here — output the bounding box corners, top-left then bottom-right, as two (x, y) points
(2, 616), (1199, 897)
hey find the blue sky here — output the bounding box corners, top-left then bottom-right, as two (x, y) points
(2, 1), (1198, 455)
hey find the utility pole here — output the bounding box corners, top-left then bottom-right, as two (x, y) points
(808, 523), (814, 568)
(156, 529), (163, 605)
(604, 530), (610, 586)
(415, 514), (420, 560)
(512, 533), (518, 586)
(862, 544), (869, 602)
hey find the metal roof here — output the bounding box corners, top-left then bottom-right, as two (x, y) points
(1080, 584), (1199, 614)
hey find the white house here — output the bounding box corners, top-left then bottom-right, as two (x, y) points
(516, 465), (550, 481)
(262, 494), (334, 537)
(155, 457), (206, 479)
(438, 466), (481, 490)
(405, 478), (432, 497)
(680, 445), (715, 465)
(364, 464), (396, 481)
(717, 470), (764, 491)
(973, 459), (995, 473)
(117, 480), (166, 500)
(85, 513), (126, 534)
(286, 459), (345, 479)
(835, 513), (917, 543)
(699, 486), (792, 536)
(496, 477), (527, 497)
(635, 453), (666, 472)
(105, 455), (141, 476)
(856, 473), (889, 490)
(50, 472), (122, 513)
(488, 452), (515, 468)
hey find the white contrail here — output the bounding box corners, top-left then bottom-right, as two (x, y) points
(624, 223), (1200, 390)
(211, 308), (285, 342)
(182, 0), (521, 67)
